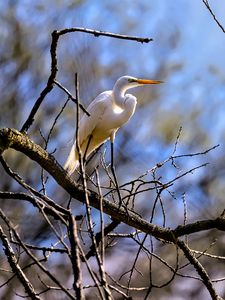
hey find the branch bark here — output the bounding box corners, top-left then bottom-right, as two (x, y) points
(177, 239), (222, 300)
(1, 127), (225, 244)
(0, 226), (42, 300)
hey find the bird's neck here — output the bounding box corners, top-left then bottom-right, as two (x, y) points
(112, 83), (127, 108)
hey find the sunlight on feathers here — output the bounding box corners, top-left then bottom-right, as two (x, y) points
(113, 105), (123, 114)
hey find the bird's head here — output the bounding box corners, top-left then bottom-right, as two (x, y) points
(115, 75), (163, 92)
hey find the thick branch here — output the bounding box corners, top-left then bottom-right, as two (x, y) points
(1, 128), (225, 243)
(177, 239), (222, 300)
(0, 128), (174, 242)
(174, 218), (225, 236)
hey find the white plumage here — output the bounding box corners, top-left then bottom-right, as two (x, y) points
(64, 75), (162, 175)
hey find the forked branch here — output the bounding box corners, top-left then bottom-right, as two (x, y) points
(1, 127), (225, 243)
(20, 27), (153, 132)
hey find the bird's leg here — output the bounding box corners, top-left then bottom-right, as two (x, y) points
(110, 141), (123, 207)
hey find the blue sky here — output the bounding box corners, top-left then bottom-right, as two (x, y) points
(7, 0), (225, 145)
(2, 4), (225, 297)
(1, 0), (225, 218)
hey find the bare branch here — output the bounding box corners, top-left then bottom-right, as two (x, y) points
(177, 239), (222, 300)
(85, 219), (120, 260)
(0, 190), (66, 222)
(0, 128), (174, 242)
(0, 226), (42, 300)
(0, 155), (69, 219)
(58, 27), (153, 42)
(203, 0), (225, 33)
(0, 208), (76, 300)
(1, 128), (225, 244)
(54, 80), (90, 116)
(20, 27), (153, 132)
(67, 215), (84, 299)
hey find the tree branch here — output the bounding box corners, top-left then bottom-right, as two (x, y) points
(177, 239), (222, 300)
(0, 208), (76, 300)
(20, 27), (153, 132)
(67, 215), (84, 299)
(1, 127), (225, 244)
(202, 0), (225, 34)
(0, 226), (42, 300)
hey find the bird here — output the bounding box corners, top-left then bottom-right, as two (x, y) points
(64, 75), (162, 175)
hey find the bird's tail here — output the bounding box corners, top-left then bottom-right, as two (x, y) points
(64, 144), (79, 176)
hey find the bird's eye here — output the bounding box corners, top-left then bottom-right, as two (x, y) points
(128, 78), (136, 83)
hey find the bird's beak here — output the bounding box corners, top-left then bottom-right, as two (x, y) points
(136, 79), (163, 84)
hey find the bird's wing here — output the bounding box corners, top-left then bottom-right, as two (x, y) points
(64, 91), (111, 175)
(77, 91), (111, 146)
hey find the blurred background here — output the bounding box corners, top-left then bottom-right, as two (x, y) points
(1, 1), (225, 299)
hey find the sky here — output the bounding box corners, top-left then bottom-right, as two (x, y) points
(6, 0), (225, 144)
(1, 1), (225, 298)
(1, 0), (225, 218)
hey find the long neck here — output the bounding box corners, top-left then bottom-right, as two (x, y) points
(112, 81), (127, 108)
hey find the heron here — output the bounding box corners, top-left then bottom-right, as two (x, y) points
(64, 75), (162, 176)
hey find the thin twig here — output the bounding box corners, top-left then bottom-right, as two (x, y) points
(0, 156), (69, 220)
(1, 128), (224, 242)
(172, 144), (219, 159)
(0, 190), (66, 223)
(58, 27), (153, 43)
(96, 169), (105, 262)
(11, 240), (67, 253)
(85, 220), (120, 260)
(20, 27), (152, 132)
(40, 95), (71, 194)
(172, 126), (182, 155)
(75, 73), (106, 299)
(0, 209), (76, 300)
(202, 0), (225, 33)
(54, 80), (89, 116)
(95, 168), (112, 299)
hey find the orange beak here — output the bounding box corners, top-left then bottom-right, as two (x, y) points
(136, 79), (163, 84)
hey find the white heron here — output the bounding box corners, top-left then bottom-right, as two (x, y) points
(64, 75), (162, 175)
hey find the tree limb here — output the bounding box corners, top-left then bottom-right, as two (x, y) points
(1, 127), (225, 244)
(20, 28), (153, 132)
(177, 239), (222, 300)
(0, 226), (42, 300)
